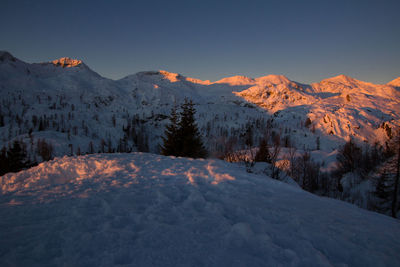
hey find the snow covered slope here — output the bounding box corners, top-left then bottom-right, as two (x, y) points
(1, 153), (399, 266)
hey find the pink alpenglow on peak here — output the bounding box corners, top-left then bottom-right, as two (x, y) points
(158, 70), (212, 85)
(388, 77), (400, 87)
(215, 75), (255, 86)
(52, 57), (82, 68)
(320, 74), (359, 84)
(215, 74), (292, 86)
(158, 70), (181, 82)
(185, 77), (212, 85)
(255, 74), (291, 85)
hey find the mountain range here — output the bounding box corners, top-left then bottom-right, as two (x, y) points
(0, 51), (399, 159)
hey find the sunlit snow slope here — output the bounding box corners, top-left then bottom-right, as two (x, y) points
(1, 153), (399, 266)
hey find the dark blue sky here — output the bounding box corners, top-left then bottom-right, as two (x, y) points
(1, 0), (399, 84)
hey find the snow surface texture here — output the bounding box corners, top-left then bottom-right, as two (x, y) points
(1, 153), (400, 266)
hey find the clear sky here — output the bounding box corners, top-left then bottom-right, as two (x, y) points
(1, 0), (399, 84)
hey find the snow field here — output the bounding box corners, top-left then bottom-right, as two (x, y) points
(1, 153), (400, 266)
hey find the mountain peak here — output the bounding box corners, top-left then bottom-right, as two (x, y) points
(159, 70), (182, 82)
(52, 57), (83, 68)
(0, 51), (17, 62)
(215, 75), (255, 85)
(255, 74), (291, 84)
(387, 77), (400, 87)
(322, 74), (358, 84)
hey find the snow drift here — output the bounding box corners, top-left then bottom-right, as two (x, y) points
(1, 153), (399, 266)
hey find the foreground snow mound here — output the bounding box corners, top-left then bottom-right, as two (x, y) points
(1, 153), (400, 266)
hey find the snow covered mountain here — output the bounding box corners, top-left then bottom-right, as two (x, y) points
(0, 51), (399, 159)
(1, 153), (399, 266)
(235, 74), (400, 150)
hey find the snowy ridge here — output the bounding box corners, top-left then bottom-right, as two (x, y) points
(215, 75), (255, 85)
(1, 153), (400, 266)
(0, 51), (17, 62)
(52, 57), (83, 68)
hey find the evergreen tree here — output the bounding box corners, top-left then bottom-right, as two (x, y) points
(88, 141), (94, 154)
(161, 105), (180, 156)
(38, 117), (44, 131)
(161, 99), (207, 158)
(7, 140), (28, 173)
(244, 125), (253, 148)
(255, 138), (271, 163)
(305, 118), (312, 128)
(371, 170), (394, 215)
(0, 113), (4, 127)
(336, 138), (361, 173)
(178, 99), (207, 158)
(0, 146), (8, 176)
(375, 170), (391, 200)
(37, 139), (54, 161)
(316, 136), (320, 150)
(391, 130), (400, 217)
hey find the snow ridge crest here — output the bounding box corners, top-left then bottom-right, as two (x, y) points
(52, 57), (83, 68)
(0, 51), (17, 62)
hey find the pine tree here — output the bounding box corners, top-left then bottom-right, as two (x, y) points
(161, 105), (180, 156)
(178, 99), (207, 158)
(391, 130), (400, 217)
(336, 138), (361, 173)
(375, 170), (391, 200)
(255, 138), (271, 163)
(305, 118), (312, 128)
(0, 113), (4, 127)
(7, 140), (28, 173)
(370, 129), (400, 217)
(37, 139), (54, 161)
(372, 170), (393, 214)
(161, 99), (207, 158)
(38, 117), (44, 131)
(244, 125), (253, 148)
(88, 141), (94, 154)
(0, 146), (8, 176)
(316, 136), (320, 150)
